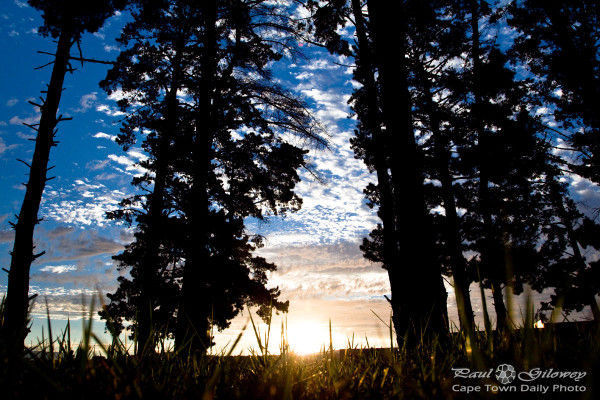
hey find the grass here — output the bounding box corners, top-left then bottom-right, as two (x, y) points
(1, 299), (599, 399)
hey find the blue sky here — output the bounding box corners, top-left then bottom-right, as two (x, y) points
(1, 0), (595, 354)
(0, 0), (392, 352)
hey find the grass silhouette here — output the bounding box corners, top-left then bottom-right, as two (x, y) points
(1, 295), (598, 399)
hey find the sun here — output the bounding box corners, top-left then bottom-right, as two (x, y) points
(285, 320), (331, 355)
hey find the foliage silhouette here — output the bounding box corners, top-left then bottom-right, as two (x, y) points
(99, 0), (326, 353)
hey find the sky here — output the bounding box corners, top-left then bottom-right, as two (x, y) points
(0, 0), (596, 355)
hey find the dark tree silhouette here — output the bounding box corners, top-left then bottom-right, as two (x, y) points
(404, 0), (476, 340)
(507, 1), (600, 318)
(311, 0), (586, 339)
(311, 0), (450, 344)
(436, 3), (548, 332)
(531, 164), (600, 321)
(1, 0), (124, 353)
(467, 0), (510, 332)
(505, 0), (600, 324)
(367, 0), (450, 341)
(100, 0), (326, 353)
(508, 0), (600, 185)
(457, 45), (553, 331)
(99, 0), (194, 352)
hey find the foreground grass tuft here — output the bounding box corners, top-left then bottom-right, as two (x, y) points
(1, 304), (599, 399)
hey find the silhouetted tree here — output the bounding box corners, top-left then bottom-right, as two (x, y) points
(457, 43), (556, 330)
(1, 0), (124, 353)
(508, 0), (600, 185)
(504, 0), (600, 324)
(311, 0), (450, 344)
(506, 0), (600, 318)
(531, 164), (600, 321)
(466, 0), (512, 332)
(405, 0), (476, 339)
(100, 0), (326, 353)
(99, 0), (194, 352)
(312, 0), (576, 338)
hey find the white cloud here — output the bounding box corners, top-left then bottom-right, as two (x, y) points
(299, 87), (351, 128)
(107, 152), (147, 176)
(96, 104), (125, 117)
(569, 174), (600, 211)
(16, 286), (110, 322)
(95, 172), (123, 181)
(86, 159), (110, 171)
(301, 88), (350, 104)
(40, 179), (127, 227)
(127, 150), (148, 161)
(0, 136), (18, 155)
(107, 88), (127, 102)
(103, 45), (119, 53)
(303, 58), (341, 71)
(16, 131), (35, 140)
(75, 92), (98, 113)
(294, 71), (314, 80)
(40, 265), (77, 274)
(108, 154), (135, 168)
(6, 98), (18, 107)
(93, 131), (117, 141)
(9, 113), (40, 126)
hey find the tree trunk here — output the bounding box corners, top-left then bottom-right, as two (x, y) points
(351, 0), (399, 294)
(176, 0), (218, 353)
(1, 25), (75, 351)
(416, 57), (476, 338)
(470, 0), (508, 332)
(136, 45), (184, 354)
(367, 0), (448, 344)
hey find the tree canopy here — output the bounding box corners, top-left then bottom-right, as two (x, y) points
(99, 0), (326, 352)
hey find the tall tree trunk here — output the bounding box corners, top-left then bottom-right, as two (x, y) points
(1, 25), (75, 351)
(351, 0), (399, 308)
(415, 57), (476, 338)
(367, 0), (448, 343)
(136, 45), (184, 353)
(470, 0), (508, 332)
(176, 0), (218, 353)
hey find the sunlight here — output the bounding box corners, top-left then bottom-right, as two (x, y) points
(286, 320), (331, 355)
(534, 320), (545, 329)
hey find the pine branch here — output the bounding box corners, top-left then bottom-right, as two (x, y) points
(28, 100), (44, 108)
(34, 60), (56, 70)
(23, 123), (40, 131)
(57, 115), (73, 123)
(16, 159), (32, 168)
(37, 50), (115, 65)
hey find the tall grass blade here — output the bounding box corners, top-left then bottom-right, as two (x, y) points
(203, 323), (247, 400)
(476, 262), (493, 354)
(45, 297), (54, 363)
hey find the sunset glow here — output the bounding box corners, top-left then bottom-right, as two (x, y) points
(286, 320), (331, 355)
